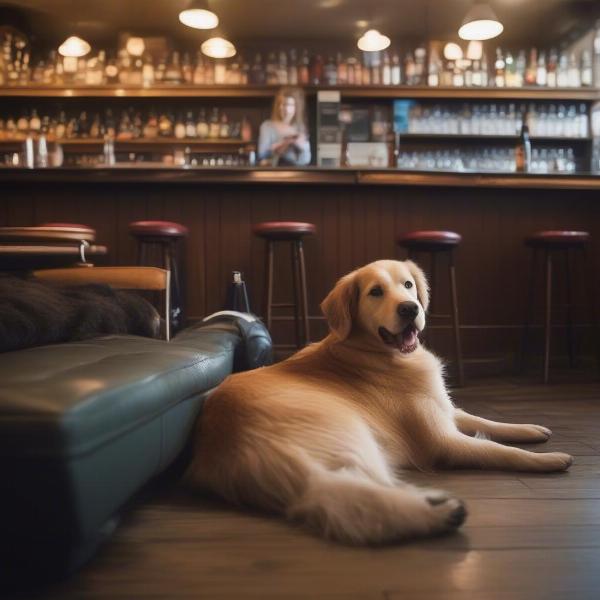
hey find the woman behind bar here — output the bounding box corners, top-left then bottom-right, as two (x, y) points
(258, 87), (311, 166)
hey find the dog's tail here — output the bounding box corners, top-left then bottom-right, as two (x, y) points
(188, 429), (466, 545)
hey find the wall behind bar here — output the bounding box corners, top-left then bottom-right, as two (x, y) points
(2, 181), (599, 364)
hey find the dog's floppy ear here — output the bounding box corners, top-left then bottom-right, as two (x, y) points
(404, 260), (429, 313)
(320, 270), (358, 341)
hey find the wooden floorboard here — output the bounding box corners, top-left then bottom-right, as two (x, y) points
(17, 376), (600, 599)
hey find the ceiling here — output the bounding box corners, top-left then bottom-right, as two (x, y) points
(1, 0), (598, 50)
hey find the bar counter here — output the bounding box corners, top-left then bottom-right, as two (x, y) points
(2, 166), (599, 369)
(1, 166), (600, 190)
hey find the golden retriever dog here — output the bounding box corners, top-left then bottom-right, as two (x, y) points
(186, 260), (573, 544)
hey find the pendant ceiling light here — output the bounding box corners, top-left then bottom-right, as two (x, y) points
(125, 36), (145, 56)
(458, 2), (503, 41)
(58, 35), (91, 58)
(179, 2), (219, 30)
(201, 36), (236, 58)
(357, 29), (390, 52)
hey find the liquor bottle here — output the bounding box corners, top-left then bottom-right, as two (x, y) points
(536, 51), (547, 86)
(277, 51), (288, 84)
(556, 51), (569, 87)
(90, 113), (101, 138)
(577, 104), (588, 138)
(515, 117), (531, 172)
(209, 108), (220, 138)
(504, 51), (515, 86)
(525, 48), (537, 85)
(196, 108), (209, 138)
(32, 59), (44, 83)
(104, 54), (119, 84)
(174, 113), (186, 139)
(581, 50), (592, 87)
(288, 49), (299, 85)
(391, 52), (401, 85)
(298, 49), (310, 85)
(250, 53), (265, 85)
(382, 51), (391, 85)
(142, 54), (154, 86)
(266, 52), (278, 85)
(219, 112), (230, 138)
(165, 51), (182, 84)
(452, 65), (464, 87)
(404, 52), (415, 85)
(494, 48), (505, 87)
(143, 112), (159, 138)
(241, 116), (252, 142)
(337, 52), (347, 84)
(547, 49), (557, 87)
(214, 59), (226, 84)
(324, 55), (337, 85)
(29, 109), (41, 133)
(181, 52), (193, 84)
(193, 52), (205, 84)
(480, 51), (489, 86)
(361, 54), (371, 85)
(228, 57), (241, 84)
(185, 111), (196, 137)
(240, 58), (249, 85)
(55, 111), (67, 139)
(427, 48), (441, 87)
(515, 50), (526, 87)
(310, 54), (324, 85)
(414, 46), (426, 85)
(346, 57), (356, 85)
(17, 111), (29, 134)
(130, 58), (143, 86)
(567, 52), (580, 87)
(371, 52), (381, 85)
(158, 112), (173, 137)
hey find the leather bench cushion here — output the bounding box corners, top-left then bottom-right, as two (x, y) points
(0, 321), (239, 459)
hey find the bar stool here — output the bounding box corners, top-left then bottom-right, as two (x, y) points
(253, 221), (315, 348)
(397, 230), (464, 386)
(129, 220), (188, 334)
(520, 230), (598, 384)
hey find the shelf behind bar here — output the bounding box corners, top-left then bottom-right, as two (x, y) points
(396, 133), (592, 141)
(0, 85), (599, 101)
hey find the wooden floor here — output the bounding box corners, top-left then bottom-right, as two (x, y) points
(23, 375), (600, 599)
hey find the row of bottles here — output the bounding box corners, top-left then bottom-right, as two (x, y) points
(406, 102), (589, 137)
(2, 26), (600, 89)
(396, 146), (577, 173)
(0, 107), (254, 141)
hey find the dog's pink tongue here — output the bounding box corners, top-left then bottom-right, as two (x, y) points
(401, 327), (418, 349)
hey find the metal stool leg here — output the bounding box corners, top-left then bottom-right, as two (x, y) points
(518, 247), (538, 374)
(543, 249), (553, 384)
(564, 248), (575, 368)
(290, 241), (301, 348)
(298, 240), (310, 346)
(448, 250), (465, 387)
(264, 240), (274, 331)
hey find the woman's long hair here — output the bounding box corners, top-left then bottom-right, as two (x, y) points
(270, 87), (307, 134)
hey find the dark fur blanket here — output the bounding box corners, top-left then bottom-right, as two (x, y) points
(0, 275), (161, 353)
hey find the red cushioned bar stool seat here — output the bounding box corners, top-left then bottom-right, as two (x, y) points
(252, 221), (316, 241)
(520, 230), (598, 384)
(253, 221), (316, 349)
(397, 230), (464, 386)
(128, 220), (189, 335)
(526, 230), (590, 248)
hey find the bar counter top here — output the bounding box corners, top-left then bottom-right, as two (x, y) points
(1, 166), (600, 189)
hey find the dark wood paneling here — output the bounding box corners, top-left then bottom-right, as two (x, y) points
(2, 181), (599, 365)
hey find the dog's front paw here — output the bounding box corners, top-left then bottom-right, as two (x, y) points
(534, 452), (573, 472)
(525, 424), (552, 442)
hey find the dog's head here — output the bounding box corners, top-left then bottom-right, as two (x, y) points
(321, 260), (429, 354)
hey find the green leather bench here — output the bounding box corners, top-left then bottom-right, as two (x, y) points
(0, 316), (268, 579)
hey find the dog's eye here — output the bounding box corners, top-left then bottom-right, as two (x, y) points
(404, 281), (413, 289)
(368, 286), (383, 297)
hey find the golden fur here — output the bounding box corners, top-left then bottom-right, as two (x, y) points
(186, 260), (573, 544)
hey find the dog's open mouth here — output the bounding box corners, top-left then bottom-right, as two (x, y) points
(378, 324), (419, 353)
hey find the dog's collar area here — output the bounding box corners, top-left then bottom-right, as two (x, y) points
(378, 324), (419, 354)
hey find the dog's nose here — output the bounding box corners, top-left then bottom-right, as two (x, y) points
(397, 301), (419, 321)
